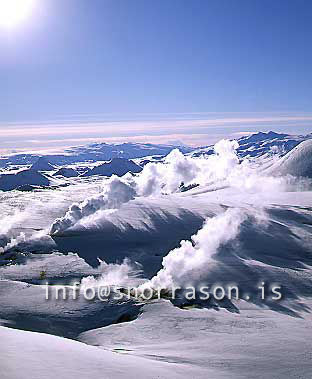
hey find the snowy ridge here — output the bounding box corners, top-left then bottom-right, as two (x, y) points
(265, 139), (312, 178)
(81, 158), (142, 177)
(191, 131), (312, 159)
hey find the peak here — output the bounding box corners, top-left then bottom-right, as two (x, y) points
(111, 157), (128, 161)
(31, 156), (55, 171)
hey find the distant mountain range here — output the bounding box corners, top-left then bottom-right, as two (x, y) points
(0, 142), (193, 167)
(191, 131), (312, 158)
(0, 156), (144, 191)
(0, 131), (311, 170)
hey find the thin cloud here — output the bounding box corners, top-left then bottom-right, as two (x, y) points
(0, 113), (311, 154)
(0, 115), (312, 137)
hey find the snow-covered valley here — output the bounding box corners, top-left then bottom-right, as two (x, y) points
(1, 132), (312, 378)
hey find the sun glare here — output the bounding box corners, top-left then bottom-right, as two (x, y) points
(0, 0), (36, 28)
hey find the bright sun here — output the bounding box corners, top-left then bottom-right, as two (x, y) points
(0, 0), (36, 28)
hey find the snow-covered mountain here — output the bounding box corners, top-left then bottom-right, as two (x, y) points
(1, 131), (312, 379)
(30, 157), (56, 171)
(53, 167), (79, 178)
(191, 131), (312, 159)
(0, 142), (194, 167)
(67, 141), (194, 160)
(266, 139), (312, 178)
(1, 132), (311, 170)
(81, 158), (142, 177)
(0, 168), (50, 191)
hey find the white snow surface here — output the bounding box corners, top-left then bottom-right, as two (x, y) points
(79, 300), (312, 379)
(1, 134), (312, 379)
(1, 324), (208, 379)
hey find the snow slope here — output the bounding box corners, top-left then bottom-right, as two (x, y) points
(265, 139), (312, 178)
(0, 279), (142, 338)
(0, 325), (208, 379)
(79, 299), (312, 379)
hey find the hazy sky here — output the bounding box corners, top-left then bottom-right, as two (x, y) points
(1, 0), (311, 153)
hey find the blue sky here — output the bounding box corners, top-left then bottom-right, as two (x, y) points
(0, 0), (311, 152)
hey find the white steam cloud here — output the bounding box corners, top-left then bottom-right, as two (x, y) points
(50, 175), (136, 235)
(48, 139), (311, 237)
(80, 258), (144, 289)
(49, 140), (240, 235)
(141, 208), (247, 289)
(135, 139), (240, 196)
(74, 208), (247, 292)
(0, 232), (26, 254)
